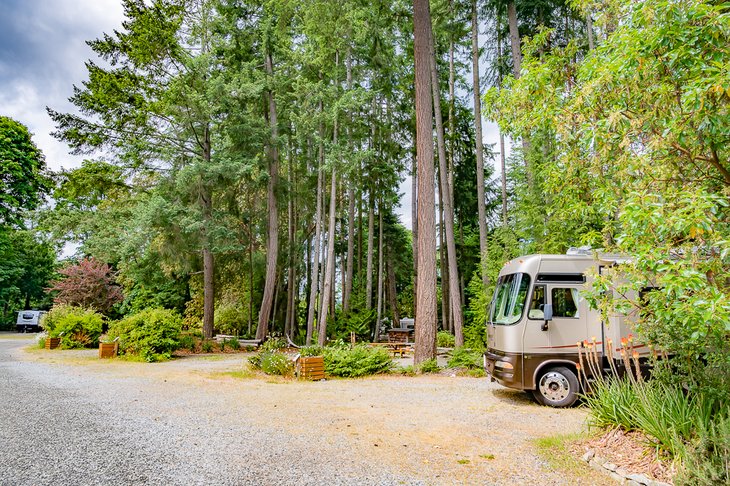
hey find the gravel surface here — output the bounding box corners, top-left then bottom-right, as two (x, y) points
(0, 334), (599, 485)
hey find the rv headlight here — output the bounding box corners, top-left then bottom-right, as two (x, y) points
(495, 360), (514, 370)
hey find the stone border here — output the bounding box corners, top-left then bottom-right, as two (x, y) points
(581, 449), (671, 486)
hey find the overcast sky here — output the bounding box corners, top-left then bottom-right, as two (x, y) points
(0, 0), (506, 230)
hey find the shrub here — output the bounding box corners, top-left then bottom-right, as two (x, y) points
(214, 302), (246, 335)
(201, 339), (214, 353)
(178, 333), (196, 352)
(323, 344), (392, 377)
(224, 337), (240, 350)
(107, 308), (183, 362)
(48, 258), (123, 314)
(260, 337), (287, 353)
(259, 352), (293, 376)
(417, 358), (440, 374)
(437, 331), (455, 348)
(677, 413), (730, 485)
(41, 305), (104, 348)
(447, 347), (483, 370)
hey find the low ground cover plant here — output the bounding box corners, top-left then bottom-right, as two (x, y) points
(446, 347), (482, 369)
(580, 341), (729, 484)
(41, 304), (104, 348)
(320, 343), (393, 377)
(107, 308), (183, 362)
(436, 330), (455, 348)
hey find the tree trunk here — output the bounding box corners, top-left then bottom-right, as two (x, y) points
(201, 125), (215, 340)
(497, 29), (508, 226)
(472, 0), (489, 292)
(429, 23), (464, 346)
(305, 140), (324, 345)
(257, 50), (280, 341)
(365, 195), (375, 310)
(413, 0), (437, 364)
(507, 2), (522, 79)
(386, 248), (400, 328)
(586, 13), (595, 50)
(317, 169), (337, 346)
(285, 143), (296, 339)
(343, 49), (355, 314)
(375, 205), (384, 341)
(411, 151), (418, 318)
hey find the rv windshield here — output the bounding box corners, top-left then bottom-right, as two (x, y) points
(489, 273), (531, 325)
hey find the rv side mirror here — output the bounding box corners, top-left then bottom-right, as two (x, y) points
(543, 304), (553, 321)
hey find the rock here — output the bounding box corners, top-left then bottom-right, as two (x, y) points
(616, 468), (629, 478)
(603, 462), (618, 472)
(626, 480), (641, 486)
(581, 450), (595, 462)
(626, 474), (651, 485)
(609, 471), (625, 483)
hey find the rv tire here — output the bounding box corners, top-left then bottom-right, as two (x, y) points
(532, 366), (579, 408)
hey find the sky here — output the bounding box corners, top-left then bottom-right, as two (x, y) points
(0, 0), (506, 230)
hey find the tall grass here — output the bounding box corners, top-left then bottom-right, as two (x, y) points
(579, 339), (729, 484)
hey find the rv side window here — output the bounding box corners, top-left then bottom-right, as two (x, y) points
(527, 285), (546, 320)
(551, 288), (580, 318)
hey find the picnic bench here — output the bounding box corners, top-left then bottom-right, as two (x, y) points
(369, 342), (413, 358)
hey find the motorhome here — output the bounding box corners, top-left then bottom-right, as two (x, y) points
(15, 310), (46, 333)
(484, 249), (646, 407)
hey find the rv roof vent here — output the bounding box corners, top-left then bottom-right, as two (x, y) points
(566, 246), (592, 256)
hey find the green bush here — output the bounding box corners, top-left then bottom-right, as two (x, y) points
(447, 347), (483, 369)
(41, 305), (104, 348)
(224, 337), (240, 350)
(201, 339), (214, 353)
(259, 352), (293, 376)
(178, 333), (196, 352)
(436, 331), (455, 348)
(584, 375), (729, 483)
(260, 337), (286, 353)
(323, 344), (393, 377)
(214, 302), (247, 335)
(417, 358), (440, 374)
(107, 308), (183, 362)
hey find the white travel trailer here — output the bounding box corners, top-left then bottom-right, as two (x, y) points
(484, 249), (647, 407)
(16, 310), (46, 333)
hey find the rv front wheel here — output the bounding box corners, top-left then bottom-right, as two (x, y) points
(533, 366), (579, 408)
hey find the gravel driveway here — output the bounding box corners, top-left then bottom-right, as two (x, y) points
(0, 335), (599, 485)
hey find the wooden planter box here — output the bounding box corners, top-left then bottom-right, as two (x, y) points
(99, 342), (118, 359)
(299, 356), (325, 380)
(45, 337), (61, 350)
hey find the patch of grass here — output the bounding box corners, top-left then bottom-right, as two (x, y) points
(479, 454), (495, 460)
(391, 365), (415, 376)
(417, 358), (440, 374)
(534, 433), (610, 485)
(199, 354), (225, 361)
(219, 369), (255, 380)
(456, 459), (470, 465)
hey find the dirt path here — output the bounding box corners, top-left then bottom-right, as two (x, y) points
(11, 336), (608, 485)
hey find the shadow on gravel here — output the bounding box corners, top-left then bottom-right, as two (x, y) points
(491, 388), (537, 407)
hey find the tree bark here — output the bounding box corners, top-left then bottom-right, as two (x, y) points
(201, 125), (215, 339)
(365, 194), (375, 310)
(429, 23), (464, 346)
(386, 248), (400, 328)
(343, 48), (355, 315)
(375, 205), (384, 341)
(586, 13), (595, 50)
(507, 2), (522, 79)
(413, 0), (437, 364)
(305, 148), (323, 345)
(257, 50), (280, 341)
(318, 169), (337, 346)
(411, 151), (418, 318)
(472, 0), (489, 292)
(285, 142), (296, 339)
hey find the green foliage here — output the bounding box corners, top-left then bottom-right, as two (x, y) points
(436, 331), (455, 348)
(214, 301), (247, 336)
(178, 332), (196, 352)
(0, 116), (52, 226)
(446, 347), (482, 369)
(299, 345), (324, 357)
(41, 305), (104, 348)
(322, 344), (393, 378)
(0, 228), (56, 328)
(584, 376), (729, 483)
(417, 358), (440, 374)
(107, 308), (183, 362)
(201, 339), (214, 353)
(224, 337), (240, 350)
(259, 352), (294, 376)
(260, 337), (287, 353)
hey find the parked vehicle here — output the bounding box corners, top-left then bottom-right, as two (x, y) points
(16, 310), (46, 333)
(484, 249), (647, 407)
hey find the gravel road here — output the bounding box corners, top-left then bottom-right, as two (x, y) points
(0, 334), (600, 485)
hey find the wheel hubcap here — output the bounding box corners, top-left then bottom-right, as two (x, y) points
(539, 371), (570, 403)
